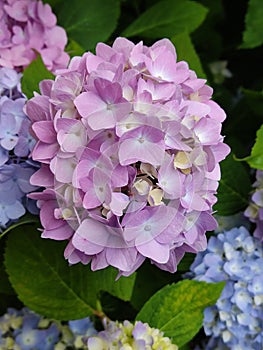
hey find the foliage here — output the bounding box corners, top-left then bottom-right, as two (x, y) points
(4, 223), (136, 320)
(21, 55), (54, 98)
(241, 0), (263, 48)
(1, 0), (263, 348)
(241, 124), (263, 170)
(54, 0), (121, 51)
(121, 0), (208, 38)
(136, 280), (225, 347)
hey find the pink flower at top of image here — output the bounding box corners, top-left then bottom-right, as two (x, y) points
(26, 37), (230, 276)
(0, 0), (69, 72)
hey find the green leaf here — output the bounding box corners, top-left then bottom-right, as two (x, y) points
(171, 32), (206, 78)
(0, 237), (14, 295)
(130, 261), (178, 311)
(21, 55), (54, 99)
(5, 224), (136, 320)
(56, 0), (120, 51)
(122, 0), (208, 38)
(240, 124), (263, 170)
(136, 280), (225, 348)
(214, 154), (251, 215)
(0, 213), (38, 240)
(66, 39), (86, 58)
(241, 0), (263, 48)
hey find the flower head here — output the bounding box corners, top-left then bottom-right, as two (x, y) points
(26, 37), (230, 276)
(87, 319), (178, 350)
(0, 67), (39, 230)
(0, 0), (69, 72)
(190, 226), (263, 349)
(0, 307), (96, 350)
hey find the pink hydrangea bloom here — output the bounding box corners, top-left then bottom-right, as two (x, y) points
(26, 37), (230, 276)
(0, 0), (69, 72)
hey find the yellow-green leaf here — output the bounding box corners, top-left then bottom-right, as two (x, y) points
(136, 280), (224, 348)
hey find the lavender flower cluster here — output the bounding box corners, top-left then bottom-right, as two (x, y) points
(0, 67), (38, 231)
(87, 319), (178, 350)
(26, 37), (230, 276)
(0, 0), (69, 72)
(244, 170), (263, 241)
(190, 226), (263, 349)
(0, 307), (96, 350)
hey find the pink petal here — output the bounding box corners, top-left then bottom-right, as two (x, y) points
(137, 239), (170, 263)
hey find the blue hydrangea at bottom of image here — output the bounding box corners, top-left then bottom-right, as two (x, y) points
(0, 307), (97, 350)
(190, 226), (263, 350)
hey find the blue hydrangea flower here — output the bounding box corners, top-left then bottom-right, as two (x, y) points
(0, 67), (39, 231)
(190, 226), (263, 349)
(68, 317), (97, 349)
(0, 307), (96, 350)
(68, 317), (96, 336)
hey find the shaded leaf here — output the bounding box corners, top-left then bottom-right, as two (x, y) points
(56, 0), (121, 51)
(66, 39), (86, 58)
(136, 280), (224, 348)
(5, 224), (136, 320)
(0, 213), (38, 240)
(241, 0), (263, 48)
(130, 261), (178, 311)
(214, 153), (251, 215)
(0, 237), (13, 295)
(99, 292), (137, 321)
(176, 253), (195, 273)
(122, 0), (208, 38)
(21, 55), (54, 99)
(171, 32), (206, 78)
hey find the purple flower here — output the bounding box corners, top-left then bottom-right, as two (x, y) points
(26, 37), (230, 276)
(0, 0), (69, 72)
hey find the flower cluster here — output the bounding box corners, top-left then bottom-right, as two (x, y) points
(26, 37), (230, 276)
(0, 67), (38, 230)
(0, 307), (96, 350)
(0, 0), (69, 72)
(87, 319), (178, 350)
(190, 226), (263, 349)
(244, 170), (263, 241)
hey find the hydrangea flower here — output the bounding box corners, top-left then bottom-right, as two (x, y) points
(87, 319), (178, 350)
(0, 0), (69, 72)
(0, 67), (38, 230)
(190, 226), (263, 349)
(0, 307), (96, 350)
(244, 169), (263, 241)
(26, 37), (230, 276)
